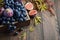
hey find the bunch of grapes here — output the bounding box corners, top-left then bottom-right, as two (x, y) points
(0, 0), (27, 35)
(4, 0), (27, 21)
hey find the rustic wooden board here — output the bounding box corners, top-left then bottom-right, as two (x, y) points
(26, 10), (58, 40)
(26, 0), (59, 39)
(26, 12), (44, 40)
(54, 0), (60, 40)
(42, 11), (58, 40)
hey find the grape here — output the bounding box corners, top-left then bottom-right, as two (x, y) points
(2, 21), (7, 25)
(23, 13), (27, 17)
(10, 5), (14, 10)
(14, 26), (16, 29)
(5, 5), (10, 8)
(21, 14), (24, 18)
(14, 9), (21, 17)
(14, 32), (18, 35)
(6, 3), (10, 6)
(8, 1), (11, 4)
(11, 22), (15, 25)
(6, 21), (10, 24)
(11, 0), (14, 4)
(2, 17), (7, 20)
(8, 25), (16, 32)
(18, 8), (21, 11)
(15, 1), (19, 4)
(10, 18), (15, 22)
(19, 18), (23, 22)
(23, 17), (27, 21)
(7, 18), (11, 21)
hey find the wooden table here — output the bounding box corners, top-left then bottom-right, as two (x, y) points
(0, 0), (59, 40)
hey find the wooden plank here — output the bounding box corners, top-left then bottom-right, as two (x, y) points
(42, 11), (58, 40)
(54, 0), (60, 40)
(26, 12), (44, 40)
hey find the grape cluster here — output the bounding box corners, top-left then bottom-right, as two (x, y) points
(4, 0), (27, 21)
(0, 0), (27, 35)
